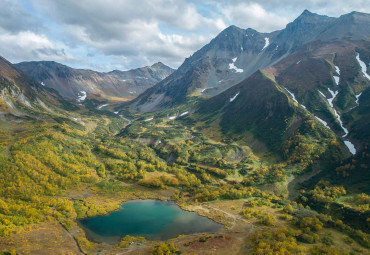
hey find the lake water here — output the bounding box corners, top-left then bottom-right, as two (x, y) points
(79, 199), (223, 243)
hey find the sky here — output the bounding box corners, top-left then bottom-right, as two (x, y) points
(0, 0), (369, 72)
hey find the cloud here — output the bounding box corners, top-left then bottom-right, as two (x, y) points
(27, 0), (226, 69)
(0, 0), (41, 33)
(0, 28), (74, 63)
(31, 0), (224, 39)
(207, 0), (370, 20)
(220, 2), (290, 32)
(1, 0), (369, 71)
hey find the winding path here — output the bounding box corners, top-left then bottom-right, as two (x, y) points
(59, 222), (86, 255)
(201, 203), (258, 231)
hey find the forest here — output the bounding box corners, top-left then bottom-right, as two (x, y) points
(0, 102), (369, 254)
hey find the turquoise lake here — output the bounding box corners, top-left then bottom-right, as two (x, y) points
(79, 199), (223, 243)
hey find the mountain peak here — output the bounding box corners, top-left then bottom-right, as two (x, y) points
(339, 11), (370, 21)
(301, 9), (314, 16)
(221, 25), (244, 35)
(151, 61), (167, 68)
(295, 9), (331, 22)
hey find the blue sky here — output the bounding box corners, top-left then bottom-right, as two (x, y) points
(0, 0), (369, 71)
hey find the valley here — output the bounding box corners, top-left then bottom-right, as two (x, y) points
(0, 7), (369, 255)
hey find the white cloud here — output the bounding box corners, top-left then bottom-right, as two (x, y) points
(0, 0), (41, 33)
(220, 3), (290, 32)
(26, 0), (225, 69)
(0, 29), (74, 63)
(0, 0), (369, 71)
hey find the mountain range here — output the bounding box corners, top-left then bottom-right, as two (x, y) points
(1, 10), (369, 156)
(123, 10), (370, 156)
(0, 56), (76, 121)
(15, 61), (174, 103)
(130, 10), (369, 113)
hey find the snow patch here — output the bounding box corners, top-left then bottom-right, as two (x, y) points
(285, 88), (306, 108)
(335, 108), (348, 137)
(169, 115), (176, 120)
(327, 88), (338, 108)
(144, 117), (154, 122)
(344, 140), (356, 155)
(78, 91), (87, 102)
(335, 66), (340, 75)
(230, 92), (240, 102)
(332, 65), (340, 85)
(262, 37), (270, 50)
(232, 57), (237, 62)
(41, 82), (45, 86)
(355, 92), (362, 105)
(114, 111), (119, 114)
(315, 116), (330, 129)
(97, 104), (109, 110)
(180, 111), (189, 117)
(296, 60), (302, 64)
(201, 88), (207, 93)
(333, 76), (340, 85)
(320, 89), (349, 137)
(229, 62), (243, 73)
(356, 53), (370, 80)
(285, 88), (298, 103)
(318, 90), (326, 98)
(241, 46), (244, 51)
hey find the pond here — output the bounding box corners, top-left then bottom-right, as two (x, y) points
(79, 199), (223, 243)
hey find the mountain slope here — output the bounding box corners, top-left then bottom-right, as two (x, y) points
(15, 61), (174, 102)
(266, 39), (370, 153)
(0, 56), (78, 121)
(196, 71), (340, 151)
(129, 10), (370, 113)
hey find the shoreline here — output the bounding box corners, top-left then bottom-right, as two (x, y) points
(76, 198), (225, 245)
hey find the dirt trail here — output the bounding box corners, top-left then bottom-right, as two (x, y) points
(59, 222), (86, 255)
(201, 203), (257, 231)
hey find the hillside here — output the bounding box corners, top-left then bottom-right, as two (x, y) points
(0, 56), (79, 120)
